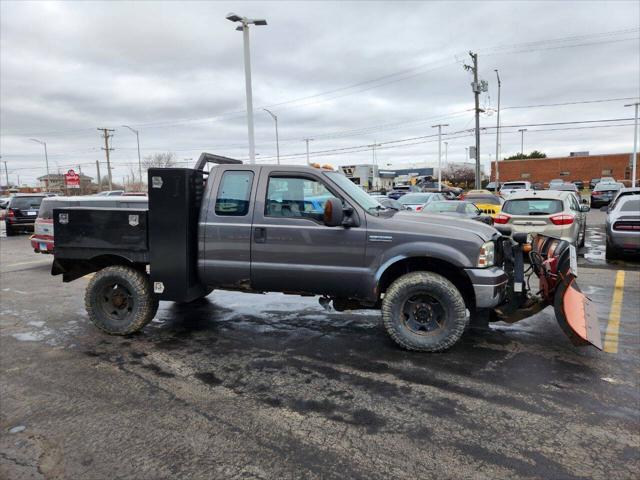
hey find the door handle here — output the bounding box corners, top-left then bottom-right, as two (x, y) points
(254, 227), (266, 243)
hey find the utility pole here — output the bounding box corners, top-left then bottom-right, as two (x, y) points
(444, 141), (448, 165)
(96, 160), (102, 192)
(519, 128), (527, 155)
(304, 138), (313, 165)
(432, 124), (449, 191)
(625, 102), (639, 187)
(464, 52), (483, 189)
(3, 160), (9, 187)
(122, 125), (142, 186)
(98, 128), (114, 190)
(263, 109), (280, 165)
(494, 69), (501, 186)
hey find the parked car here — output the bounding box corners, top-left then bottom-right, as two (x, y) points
(600, 176), (616, 184)
(609, 187), (640, 209)
(532, 182), (544, 191)
(4, 194), (47, 236)
(0, 196), (10, 221)
(464, 193), (503, 217)
(605, 195), (640, 259)
(421, 201), (494, 225)
(95, 190), (125, 197)
(398, 192), (446, 212)
(387, 185), (416, 200)
(499, 181), (531, 197)
(31, 196), (148, 253)
(572, 180), (584, 190)
(589, 178), (600, 190)
(549, 179), (564, 189)
(370, 195), (405, 211)
(590, 182), (623, 208)
(460, 189), (492, 199)
(549, 182), (583, 206)
(484, 182), (500, 192)
(421, 188), (458, 200)
(495, 190), (589, 247)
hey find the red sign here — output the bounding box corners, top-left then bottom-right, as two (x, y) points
(65, 169), (80, 188)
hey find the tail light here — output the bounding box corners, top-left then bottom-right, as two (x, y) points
(613, 221), (640, 231)
(415, 206), (423, 212)
(591, 191), (602, 196)
(7, 208), (15, 222)
(494, 213), (511, 224)
(550, 213), (574, 225)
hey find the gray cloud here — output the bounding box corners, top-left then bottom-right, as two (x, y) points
(1, 0), (639, 184)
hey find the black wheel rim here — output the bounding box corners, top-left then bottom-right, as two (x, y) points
(99, 283), (134, 322)
(401, 293), (446, 336)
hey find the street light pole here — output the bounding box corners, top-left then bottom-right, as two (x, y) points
(29, 138), (50, 191)
(494, 69), (501, 186)
(226, 13), (267, 165)
(304, 138), (313, 165)
(625, 102), (639, 187)
(263, 108), (280, 164)
(122, 125), (142, 187)
(519, 128), (527, 156)
(444, 141), (448, 165)
(432, 124), (449, 191)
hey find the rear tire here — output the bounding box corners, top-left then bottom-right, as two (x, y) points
(578, 224), (586, 248)
(5, 224), (16, 236)
(85, 265), (158, 335)
(382, 272), (468, 352)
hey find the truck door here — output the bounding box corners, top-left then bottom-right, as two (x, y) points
(199, 166), (259, 288)
(250, 168), (367, 297)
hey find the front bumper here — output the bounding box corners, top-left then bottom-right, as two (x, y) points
(465, 267), (509, 308)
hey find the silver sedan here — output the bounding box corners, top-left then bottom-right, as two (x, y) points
(605, 195), (640, 259)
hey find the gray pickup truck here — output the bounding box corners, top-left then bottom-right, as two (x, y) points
(51, 153), (601, 352)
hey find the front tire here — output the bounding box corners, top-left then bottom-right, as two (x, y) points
(85, 265), (158, 335)
(382, 272), (468, 352)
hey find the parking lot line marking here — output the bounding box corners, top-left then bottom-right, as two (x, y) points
(603, 270), (625, 354)
(2, 259), (51, 268)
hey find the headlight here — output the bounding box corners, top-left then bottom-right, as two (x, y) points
(477, 241), (495, 268)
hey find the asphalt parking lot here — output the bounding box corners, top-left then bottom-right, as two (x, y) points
(1, 210), (639, 479)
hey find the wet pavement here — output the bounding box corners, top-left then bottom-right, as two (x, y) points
(1, 212), (639, 479)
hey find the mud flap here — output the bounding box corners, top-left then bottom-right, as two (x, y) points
(553, 274), (603, 349)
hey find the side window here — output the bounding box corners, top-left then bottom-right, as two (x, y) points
(215, 171), (254, 216)
(265, 176), (332, 221)
(465, 203), (479, 214)
(569, 195), (580, 211)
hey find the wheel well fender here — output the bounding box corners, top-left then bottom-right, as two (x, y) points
(376, 256), (476, 310)
(52, 254), (145, 283)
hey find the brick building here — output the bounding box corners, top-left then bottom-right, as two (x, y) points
(491, 152), (634, 186)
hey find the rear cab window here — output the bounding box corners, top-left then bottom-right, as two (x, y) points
(215, 171), (254, 216)
(503, 198), (564, 215)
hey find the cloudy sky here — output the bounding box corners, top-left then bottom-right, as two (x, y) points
(1, 0), (639, 185)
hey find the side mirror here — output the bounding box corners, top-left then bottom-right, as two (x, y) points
(580, 205), (590, 213)
(581, 198), (588, 204)
(323, 197), (345, 227)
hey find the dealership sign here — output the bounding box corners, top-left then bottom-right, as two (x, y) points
(65, 169), (80, 188)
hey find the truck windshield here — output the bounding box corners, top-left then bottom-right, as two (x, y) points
(324, 172), (383, 213)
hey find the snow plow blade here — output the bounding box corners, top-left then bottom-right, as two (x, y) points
(553, 274), (603, 350)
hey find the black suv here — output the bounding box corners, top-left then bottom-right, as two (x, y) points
(4, 194), (47, 236)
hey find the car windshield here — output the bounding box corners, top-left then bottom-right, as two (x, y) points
(594, 183), (622, 192)
(552, 184), (577, 191)
(324, 172), (382, 213)
(503, 198), (564, 216)
(466, 195), (501, 205)
(619, 198), (640, 212)
(10, 196), (45, 210)
(399, 193), (434, 205)
(422, 201), (459, 213)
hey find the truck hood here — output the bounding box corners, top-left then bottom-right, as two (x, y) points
(384, 211), (497, 242)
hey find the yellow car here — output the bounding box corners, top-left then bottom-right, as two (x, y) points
(464, 193), (503, 217)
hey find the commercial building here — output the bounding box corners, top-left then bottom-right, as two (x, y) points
(491, 152), (634, 185)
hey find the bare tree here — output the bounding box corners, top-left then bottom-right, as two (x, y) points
(142, 152), (177, 170)
(442, 164), (475, 188)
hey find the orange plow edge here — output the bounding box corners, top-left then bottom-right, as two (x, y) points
(553, 274), (603, 350)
